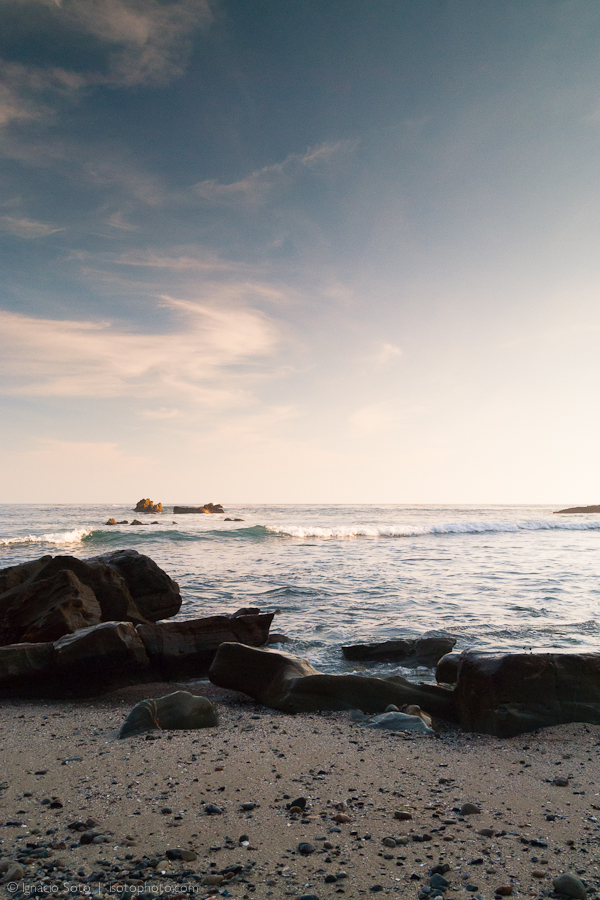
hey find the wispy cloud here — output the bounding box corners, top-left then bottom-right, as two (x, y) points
(0, 296), (280, 402)
(366, 341), (403, 365)
(0, 214), (65, 238)
(193, 141), (354, 206)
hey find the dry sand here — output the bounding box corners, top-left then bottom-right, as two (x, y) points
(0, 680), (599, 899)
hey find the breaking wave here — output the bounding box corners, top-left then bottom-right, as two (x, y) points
(264, 519), (600, 539)
(0, 528), (92, 547)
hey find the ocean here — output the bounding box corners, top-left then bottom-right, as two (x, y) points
(1, 503), (599, 679)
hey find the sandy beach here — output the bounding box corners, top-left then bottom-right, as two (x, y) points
(0, 681), (598, 899)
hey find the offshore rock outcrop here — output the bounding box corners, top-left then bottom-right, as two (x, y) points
(554, 504), (600, 514)
(173, 503), (224, 514)
(343, 632), (456, 667)
(134, 498), (163, 513)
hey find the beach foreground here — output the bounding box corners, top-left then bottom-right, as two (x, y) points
(0, 682), (599, 899)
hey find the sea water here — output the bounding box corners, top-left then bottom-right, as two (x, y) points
(0, 503), (598, 677)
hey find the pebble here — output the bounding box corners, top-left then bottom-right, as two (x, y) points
(460, 803), (481, 815)
(298, 842), (315, 855)
(495, 886), (513, 896)
(554, 777), (570, 787)
(553, 873), (587, 899)
(242, 802), (257, 810)
(382, 837), (397, 848)
(478, 828), (494, 836)
(205, 804), (223, 815)
(394, 811), (413, 820)
(1, 863), (24, 884)
(334, 813), (352, 823)
(430, 873), (449, 889)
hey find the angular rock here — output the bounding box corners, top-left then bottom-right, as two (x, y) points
(32, 555), (145, 624)
(455, 649), (600, 737)
(0, 569), (102, 645)
(343, 632), (456, 666)
(436, 651), (461, 684)
(119, 690), (219, 738)
(54, 622), (149, 688)
(134, 498), (163, 513)
(0, 641), (55, 689)
(0, 556), (52, 595)
(91, 549), (181, 622)
(209, 643), (458, 721)
(136, 612), (274, 676)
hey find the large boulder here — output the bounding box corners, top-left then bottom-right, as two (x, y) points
(209, 643), (457, 721)
(0, 641), (55, 689)
(54, 621), (149, 688)
(0, 569), (102, 645)
(119, 690), (219, 738)
(436, 651), (461, 684)
(89, 549), (181, 622)
(137, 612), (275, 676)
(0, 556), (52, 595)
(343, 632), (456, 666)
(454, 649), (600, 737)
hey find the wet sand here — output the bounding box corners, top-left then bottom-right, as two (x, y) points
(0, 680), (599, 898)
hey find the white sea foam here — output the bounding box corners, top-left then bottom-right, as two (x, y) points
(265, 519), (600, 539)
(0, 528), (92, 547)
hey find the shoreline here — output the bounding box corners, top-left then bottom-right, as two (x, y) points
(0, 681), (598, 898)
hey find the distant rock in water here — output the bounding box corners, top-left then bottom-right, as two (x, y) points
(555, 504), (600, 514)
(134, 498), (163, 513)
(173, 503), (224, 514)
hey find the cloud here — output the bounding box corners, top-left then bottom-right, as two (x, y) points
(193, 141), (354, 206)
(0, 214), (65, 238)
(9, 0), (212, 87)
(366, 341), (403, 365)
(0, 296), (280, 402)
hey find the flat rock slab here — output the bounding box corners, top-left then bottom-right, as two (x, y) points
(343, 632), (456, 666)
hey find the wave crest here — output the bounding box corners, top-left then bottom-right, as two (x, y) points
(0, 528), (92, 547)
(264, 519), (600, 539)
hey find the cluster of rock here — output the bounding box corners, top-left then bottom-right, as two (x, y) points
(206, 640), (600, 738)
(0, 551), (272, 696)
(134, 499), (163, 514)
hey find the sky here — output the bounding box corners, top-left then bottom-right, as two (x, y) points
(1, 0), (600, 504)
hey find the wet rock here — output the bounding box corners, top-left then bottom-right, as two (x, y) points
(553, 873), (587, 899)
(436, 651), (461, 684)
(54, 621), (149, 689)
(209, 642), (458, 720)
(119, 690), (218, 737)
(342, 632), (456, 666)
(91, 548), (181, 622)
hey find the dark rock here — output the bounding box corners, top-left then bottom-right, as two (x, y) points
(209, 643), (458, 721)
(460, 803), (481, 815)
(555, 505), (600, 514)
(0, 569), (101, 645)
(0, 641), (55, 689)
(267, 633), (292, 644)
(105, 519), (117, 525)
(130, 519), (143, 525)
(136, 612), (274, 676)
(455, 648), (600, 737)
(54, 621), (149, 690)
(0, 556), (52, 595)
(553, 873), (587, 899)
(298, 842), (315, 855)
(205, 804), (223, 815)
(173, 503), (224, 514)
(430, 874), (450, 889)
(119, 690), (219, 738)
(91, 549), (181, 622)
(134, 498), (163, 513)
(436, 652), (461, 684)
(343, 632), (456, 667)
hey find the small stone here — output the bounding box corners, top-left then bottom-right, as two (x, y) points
(242, 802), (257, 811)
(532, 870), (546, 878)
(49, 799), (63, 809)
(166, 849), (182, 860)
(202, 873), (224, 885)
(382, 837), (397, 848)
(324, 874), (337, 883)
(370, 887), (384, 893)
(85, 817), (101, 828)
(161, 807), (173, 815)
(430, 865), (450, 875)
(205, 804), (223, 815)
(394, 811), (413, 821)
(180, 849), (197, 861)
(334, 813), (352, 823)
(430, 874), (449, 889)
(553, 873), (587, 899)
(298, 842), (315, 855)
(495, 887), (513, 896)
(290, 806), (303, 815)
(323, 841), (334, 849)
(460, 803), (481, 815)
(478, 828), (494, 837)
(79, 831), (99, 845)
(291, 796), (307, 809)
(1, 863), (24, 884)
(554, 777), (570, 787)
